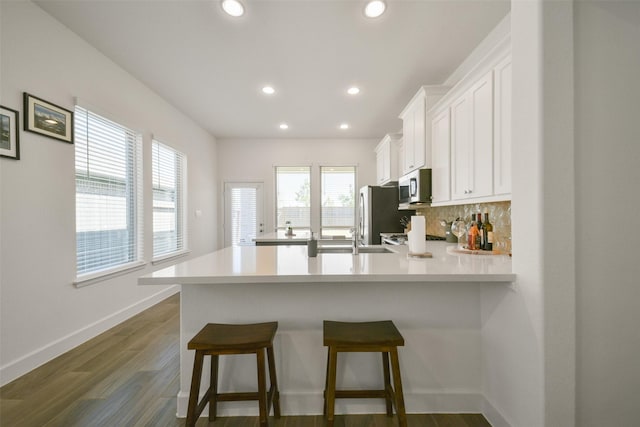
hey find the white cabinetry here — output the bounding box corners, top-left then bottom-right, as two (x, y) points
(451, 71), (494, 201)
(493, 55), (512, 196)
(401, 98), (425, 173)
(374, 133), (401, 185)
(399, 86), (448, 175)
(431, 108), (451, 203)
(428, 43), (511, 206)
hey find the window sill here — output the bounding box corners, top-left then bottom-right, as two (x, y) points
(74, 261), (147, 288)
(152, 249), (191, 266)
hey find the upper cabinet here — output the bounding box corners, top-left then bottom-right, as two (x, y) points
(431, 108), (451, 203)
(451, 71), (494, 201)
(429, 50), (512, 206)
(493, 55), (512, 196)
(374, 133), (401, 185)
(399, 86), (449, 176)
(401, 97), (424, 174)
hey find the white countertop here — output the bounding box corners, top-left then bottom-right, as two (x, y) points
(253, 231), (313, 243)
(139, 242), (515, 285)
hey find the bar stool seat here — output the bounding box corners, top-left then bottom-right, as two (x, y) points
(186, 322), (280, 427)
(323, 320), (407, 427)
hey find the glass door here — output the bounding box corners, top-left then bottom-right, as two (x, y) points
(224, 182), (264, 247)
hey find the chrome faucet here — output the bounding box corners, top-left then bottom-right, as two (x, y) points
(351, 226), (360, 255)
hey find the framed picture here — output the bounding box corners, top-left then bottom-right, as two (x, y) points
(23, 93), (74, 144)
(0, 105), (20, 160)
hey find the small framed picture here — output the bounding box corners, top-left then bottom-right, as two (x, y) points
(23, 92), (74, 144)
(1, 105), (20, 160)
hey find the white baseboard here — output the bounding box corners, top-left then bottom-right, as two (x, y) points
(483, 396), (512, 427)
(0, 286), (180, 387)
(175, 390), (486, 418)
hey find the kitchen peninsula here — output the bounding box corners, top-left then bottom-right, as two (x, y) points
(139, 242), (514, 418)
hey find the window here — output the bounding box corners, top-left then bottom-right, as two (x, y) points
(75, 106), (143, 278)
(152, 140), (186, 258)
(275, 166), (310, 230)
(320, 166), (356, 237)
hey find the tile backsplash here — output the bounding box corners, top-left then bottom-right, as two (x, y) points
(413, 201), (511, 245)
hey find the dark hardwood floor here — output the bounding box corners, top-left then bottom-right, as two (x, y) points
(0, 294), (491, 427)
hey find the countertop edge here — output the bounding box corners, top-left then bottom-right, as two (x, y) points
(138, 273), (516, 285)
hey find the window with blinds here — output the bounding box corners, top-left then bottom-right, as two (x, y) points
(320, 166), (356, 237)
(152, 140), (186, 258)
(75, 106), (143, 277)
(275, 166), (311, 230)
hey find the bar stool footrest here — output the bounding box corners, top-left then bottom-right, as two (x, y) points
(334, 389), (387, 399)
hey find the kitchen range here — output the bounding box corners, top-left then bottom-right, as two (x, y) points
(380, 232), (446, 245)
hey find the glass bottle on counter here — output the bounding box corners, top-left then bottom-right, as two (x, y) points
(467, 217), (479, 250)
(476, 213), (483, 250)
(483, 212), (493, 251)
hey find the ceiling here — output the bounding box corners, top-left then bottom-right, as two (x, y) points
(35, 0), (510, 139)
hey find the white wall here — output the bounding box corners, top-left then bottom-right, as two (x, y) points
(480, 4), (545, 425)
(482, 2), (578, 426)
(574, 2), (640, 426)
(216, 138), (378, 247)
(484, 2), (640, 426)
(0, 1), (218, 385)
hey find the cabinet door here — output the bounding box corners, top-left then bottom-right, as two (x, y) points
(375, 139), (390, 184)
(431, 108), (451, 203)
(469, 71), (494, 198)
(494, 56), (512, 195)
(376, 145), (386, 184)
(401, 97), (426, 174)
(401, 112), (413, 174)
(450, 93), (471, 200)
(412, 99), (426, 170)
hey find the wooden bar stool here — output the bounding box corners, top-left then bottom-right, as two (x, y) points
(323, 320), (407, 427)
(185, 322), (281, 427)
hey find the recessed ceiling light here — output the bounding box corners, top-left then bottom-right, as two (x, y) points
(221, 0), (244, 17)
(364, 0), (386, 18)
(279, 123), (289, 130)
(262, 86), (275, 95)
(347, 87), (360, 95)
(340, 123), (350, 130)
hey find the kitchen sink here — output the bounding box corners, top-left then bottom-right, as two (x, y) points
(317, 245), (394, 254)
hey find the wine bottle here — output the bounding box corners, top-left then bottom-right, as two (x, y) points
(467, 216), (477, 249)
(476, 213), (483, 250)
(483, 212), (493, 251)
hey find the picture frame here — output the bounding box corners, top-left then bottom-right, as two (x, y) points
(23, 92), (74, 144)
(0, 105), (20, 160)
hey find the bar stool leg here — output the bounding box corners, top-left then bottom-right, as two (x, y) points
(382, 351), (393, 416)
(186, 350), (205, 427)
(325, 347), (338, 427)
(266, 345), (281, 418)
(209, 354), (219, 421)
(323, 349), (330, 416)
(256, 348), (268, 427)
(389, 348), (407, 427)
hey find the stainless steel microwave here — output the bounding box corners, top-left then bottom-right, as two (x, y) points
(398, 168), (432, 205)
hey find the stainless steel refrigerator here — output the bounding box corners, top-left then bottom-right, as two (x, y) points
(358, 186), (414, 245)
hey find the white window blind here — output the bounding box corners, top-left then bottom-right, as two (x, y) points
(152, 139), (186, 258)
(320, 166), (355, 237)
(230, 186), (257, 246)
(275, 166), (311, 229)
(75, 106), (143, 277)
